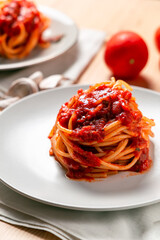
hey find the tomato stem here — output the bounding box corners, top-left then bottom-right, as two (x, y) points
(129, 58), (135, 64)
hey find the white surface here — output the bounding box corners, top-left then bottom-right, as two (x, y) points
(0, 85), (160, 211)
(0, 6), (78, 70)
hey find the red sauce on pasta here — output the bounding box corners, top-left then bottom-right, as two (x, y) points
(58, 84), (142, 142)
(50, 80), (155, 180)
(0, 0), (40, 36)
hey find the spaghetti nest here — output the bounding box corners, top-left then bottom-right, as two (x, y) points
(0, 0), (50, 59)
(49, 78), (155, 180)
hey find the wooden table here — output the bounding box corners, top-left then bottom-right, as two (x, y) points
(1, 0), (160, 239)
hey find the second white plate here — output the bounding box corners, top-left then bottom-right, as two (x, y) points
(0, 6), (78, 70)
(0, 85), (160, 211)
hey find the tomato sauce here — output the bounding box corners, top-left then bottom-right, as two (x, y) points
(69, 140), (101, 167)
(53, 151), (95, 181)
(62, 157), (94, 180)
(129, 137), (151, 172)
(58, 84), (142, 142)
(131, 148), (152, 172)
(0, 0), (41, 37)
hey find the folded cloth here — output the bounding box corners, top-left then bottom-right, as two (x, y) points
(1, 182), (160, 240)
(0, 29), (106, 89)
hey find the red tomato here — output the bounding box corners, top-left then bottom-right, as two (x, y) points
(155, 27), (160, 52)
(104, 31), (148, 79)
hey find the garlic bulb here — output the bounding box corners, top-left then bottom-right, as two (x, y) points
(39, 74), (63, 90)
(7, 78), (39, 98)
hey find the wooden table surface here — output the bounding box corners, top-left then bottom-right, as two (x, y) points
(1, 0), (160, 239)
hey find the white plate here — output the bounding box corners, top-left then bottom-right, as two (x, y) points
(0, 6), (78, 70)
(0, 85), (160, 211)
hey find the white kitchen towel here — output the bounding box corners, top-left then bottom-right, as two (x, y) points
(0, 182), (160, 240)
(0, 29), (106, 89)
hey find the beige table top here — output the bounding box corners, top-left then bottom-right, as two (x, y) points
(1, 0), (160, 239)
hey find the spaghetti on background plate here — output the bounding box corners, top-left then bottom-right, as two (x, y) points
(49, 78), (155, 181)
(0, 0), (50, 59)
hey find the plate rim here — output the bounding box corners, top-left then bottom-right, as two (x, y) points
(1, 177), (160, 212)
(0, 5), (78, 70)
(2, 83), (160, 114)
(0, 84), (160, 211)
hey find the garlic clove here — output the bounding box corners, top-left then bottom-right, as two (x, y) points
(0, 97), (19, 110)
(7, 78), (39, 98)
(29, 71), (43, 85)
(59, 77), (76, 87)
(0, 92), (10, 100)
(0, 86), (8, 99)
(39, 74), (64, 90)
